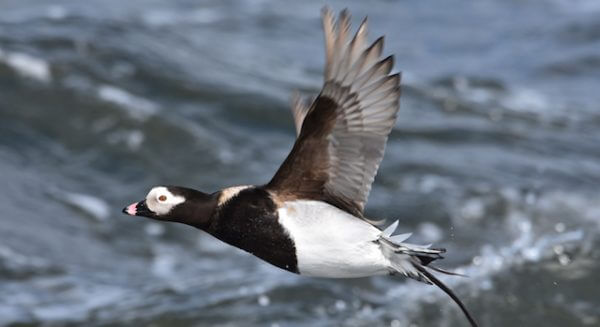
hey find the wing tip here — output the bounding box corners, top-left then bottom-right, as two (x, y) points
(290, 91), (311, 136)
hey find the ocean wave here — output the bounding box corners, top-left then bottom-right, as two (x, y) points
(97, 85), (159, 121)
(59, 191), (111, 221)
(0, 49), (51, 82)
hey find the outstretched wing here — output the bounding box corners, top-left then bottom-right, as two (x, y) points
(268, 8), (401, 218)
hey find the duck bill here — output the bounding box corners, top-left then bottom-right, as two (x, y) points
(122, 200), (153, 217)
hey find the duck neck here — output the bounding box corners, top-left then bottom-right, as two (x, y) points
(171, 189), (219, 230)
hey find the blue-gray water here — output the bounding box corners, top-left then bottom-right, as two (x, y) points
(1, 0), (600, 326)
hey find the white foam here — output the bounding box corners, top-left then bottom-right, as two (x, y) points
(106, 130), (146, 151)
(417, 222), (443, 243)
(385, 228), (585, 321)
(429, 76), (570, 122)
(126, 130), (145, 150)
(142, 10), (178, 27)
(46, 5), (68, 20)
(62, 192), (110, 221)
(0, 49), (51, 82)
(152, 253), (176, 278)
(460, 198), (486, 221)
(551, 0), (600, 12)
(501, 88), (550, 114)
(383, 188), (591, 322)
(142, 8), (221, 27)
(417, 175), (455, 193)
(144, 222), (165, 236)
(452, 76), (496, 104)
(97, 85), (158, 121)
(258, 294), (270, 306)
(31, 284), (126, 322)
(0, 245), (50, 271)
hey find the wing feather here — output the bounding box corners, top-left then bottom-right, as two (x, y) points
(269, 7), (401, 218)
(290, 92), (311, 136)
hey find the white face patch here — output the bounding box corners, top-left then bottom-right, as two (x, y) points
(145, 186), (186, 216)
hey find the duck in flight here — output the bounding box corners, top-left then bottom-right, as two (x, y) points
(123, 7), (478, 327)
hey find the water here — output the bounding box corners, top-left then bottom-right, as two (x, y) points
(1, 0), (599, 326)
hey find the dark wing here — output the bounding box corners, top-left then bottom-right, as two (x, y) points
(268, 8), (401, 218)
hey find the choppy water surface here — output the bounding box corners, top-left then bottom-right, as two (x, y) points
(1, 0), (600, 326)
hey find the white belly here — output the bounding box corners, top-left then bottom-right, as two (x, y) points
(277, 200), (390, 278)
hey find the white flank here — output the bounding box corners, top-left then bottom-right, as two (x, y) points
(146, 186), (186, 215)
(218, 185), (251, 206)
(277, 200), (391, 278)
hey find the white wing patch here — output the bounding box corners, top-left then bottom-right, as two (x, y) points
(218, 185), (251, 206)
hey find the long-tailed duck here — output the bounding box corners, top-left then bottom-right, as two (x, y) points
(123, 8), (478, 327)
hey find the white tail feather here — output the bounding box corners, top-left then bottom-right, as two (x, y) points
(382, 220), (398, 237)
(389, 232), (412, 243)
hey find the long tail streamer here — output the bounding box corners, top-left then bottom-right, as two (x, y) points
(411, 260), (480, 327)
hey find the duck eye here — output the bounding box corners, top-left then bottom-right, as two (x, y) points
(158, 195), (167, 202)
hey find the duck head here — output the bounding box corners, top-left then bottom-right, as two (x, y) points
(123, 186), (217, 228)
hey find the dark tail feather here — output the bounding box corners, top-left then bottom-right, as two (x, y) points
(412, 261), (479, 327)
(427, 264), (469, 277)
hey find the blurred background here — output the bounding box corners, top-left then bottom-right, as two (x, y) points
(1, 0), (599, 326)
